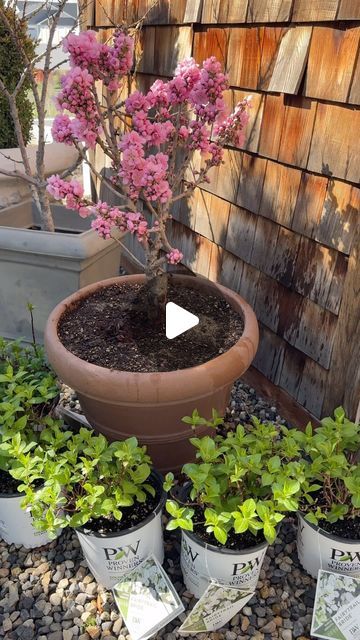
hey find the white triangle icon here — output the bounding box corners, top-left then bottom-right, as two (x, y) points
(166, 302), (199, 339)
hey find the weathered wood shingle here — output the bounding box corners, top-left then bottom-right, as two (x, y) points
(92, 5), (360, 420)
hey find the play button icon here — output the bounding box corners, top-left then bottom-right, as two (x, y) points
(166, 302), (199, 339)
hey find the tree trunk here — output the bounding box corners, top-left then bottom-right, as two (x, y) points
(36, 186), (55, 232)
(145, 270), (168, 324)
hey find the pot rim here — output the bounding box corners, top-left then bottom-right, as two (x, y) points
(182, 526), (268, 555)
(44, 274), (259, 402)
(76, 470), (166, 539)
(298, 511), (360, 544)
(0, 489), (23, 499)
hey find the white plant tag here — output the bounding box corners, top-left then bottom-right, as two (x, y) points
(332, 596), (360, 640)
(178, 582), (254, 634)
(112, 555), (184, 640)
(311, 570), (360, 640)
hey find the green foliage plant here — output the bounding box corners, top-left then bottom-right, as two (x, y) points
(7, 425), (156, 539)
(0, 0), (35, 148)
(292, 407), (360, 527)
(164, 410), (307, 546)
(0, 337), (59, 474)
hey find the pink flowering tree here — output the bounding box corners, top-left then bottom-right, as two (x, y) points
(48, 29), (250, 318)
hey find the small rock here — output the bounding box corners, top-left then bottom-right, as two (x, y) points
(85, 583), (97, 596)
(282, 630), (292, 640)
(47, 632), (63, 640)
(49, 593), (62, 607)
(86, 627), (100, 640)
(24, 555), (33, 567)
(15, 622), (35, 640)
(75, 593), (88, 606)
(241, 617), (250, 632)
(113, 618), (123, 635)
(52, 569), (64, 584)
(0, 568), (9, 578)
(8, 583), (19, 608)
(32, 562), (50, 577)
(261, 620), (277, 634)
(230, 613), (240, 627)
(225, 631), (237, 640)
(3, 617), (12, 633)
(58, 578), (69, 590)
(293, 621), (305, 638)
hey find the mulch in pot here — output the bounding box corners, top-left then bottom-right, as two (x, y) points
(58, 282), (244, 373)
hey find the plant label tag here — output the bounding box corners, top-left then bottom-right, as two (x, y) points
(112, 555), (184, 640)
(178, 582), (254, 634)
(311, 570), (360, 640)
(332, 596), (360, 640)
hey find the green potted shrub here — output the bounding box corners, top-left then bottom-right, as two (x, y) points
(295, 407), (360, 578)
(164, 411), (305, 598)
(9, 424), (166, 588)
(0, 336), (59, 546)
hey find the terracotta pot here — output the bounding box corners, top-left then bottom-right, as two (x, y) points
(45, 274), (259, 471)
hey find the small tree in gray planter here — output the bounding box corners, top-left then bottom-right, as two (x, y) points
(0, 1), (124, 341)
(0, 0), (81, 228)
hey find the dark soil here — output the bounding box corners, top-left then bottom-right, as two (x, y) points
(58, 281), (244, 372)
(192, 505), (266, 551)
(316, 517), (360, 540)
(81, 478), (162, 535)
(300, 488), (360, 540)
(0, 469), (20, 495)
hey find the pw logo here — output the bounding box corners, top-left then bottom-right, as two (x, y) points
(331, 548), (360, 562)
(232, 555), (262, 576)
(182, 538), (199, 563)
(103, 540), (140, 561)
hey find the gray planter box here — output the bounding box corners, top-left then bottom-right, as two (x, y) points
(0, 200), (122, 342)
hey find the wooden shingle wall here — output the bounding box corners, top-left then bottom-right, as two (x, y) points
(90, 0), (360, 420)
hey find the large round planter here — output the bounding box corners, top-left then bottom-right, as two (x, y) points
(180, 529), (268, 598)
(45, 274), (259, 472)
(297, 512), (360, 579)
(0, 491), (53, 548)
(75, 475), (166, 588)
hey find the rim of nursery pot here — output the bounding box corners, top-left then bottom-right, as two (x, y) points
(45, 274), (259, 404)
(76, 470), (166, 538)
(298, 511), (360, 544)
(182, 527), (268, 555)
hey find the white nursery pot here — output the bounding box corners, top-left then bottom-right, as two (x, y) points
(180, 529), (268, 599)
(0, 491), (53, 548)
(297, 512), (360, 579)
(76, 478), (166, 588)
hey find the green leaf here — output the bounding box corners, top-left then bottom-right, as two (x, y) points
(214, 526), (227, 544)
(166, 500), (180, 518)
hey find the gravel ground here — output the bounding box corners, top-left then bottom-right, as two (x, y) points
(1, 381), (316, 640)
(0, 518), (315, 640)
(60, 379), (289, 430)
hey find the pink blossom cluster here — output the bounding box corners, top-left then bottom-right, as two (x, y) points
(90, 202), (148, 241)
(214, 97), (251, 147)
(166, 249), (183, 265)
(46, 176), (149, 241)
(119, 133), (172, 203)
(53, 67), (101, 148)
(46, 175), (89, 217)
(63, 29), (133, 90)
